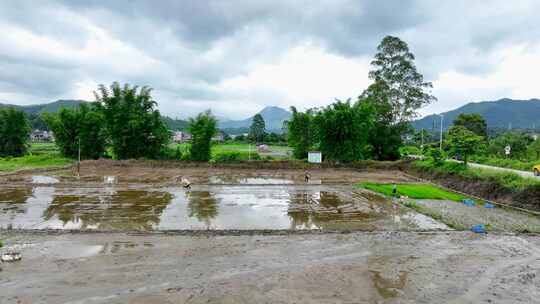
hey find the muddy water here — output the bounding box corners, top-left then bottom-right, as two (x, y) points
(0, 184), (448, 231)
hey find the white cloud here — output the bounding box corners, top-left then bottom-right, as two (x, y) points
(421, 42), (540, 116)
(1, 0), (540, 120)
(214, 44), (371, 118)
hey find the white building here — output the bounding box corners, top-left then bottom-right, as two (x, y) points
(172, 131), (192, 143)
(30, 130), (54, 142)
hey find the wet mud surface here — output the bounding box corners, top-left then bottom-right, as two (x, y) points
(0, 160), (414, 186)
(414, 199), (540, 233)
(0, 185), (447, 232)
(0, 164), (445, 232)
(1, 232), (540, 303)
(1, 163), (540, 303)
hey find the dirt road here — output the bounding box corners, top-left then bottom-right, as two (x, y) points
(1, 231), (540, 303)
(409, 154), (539, 179)
(466, 161), (538, 179)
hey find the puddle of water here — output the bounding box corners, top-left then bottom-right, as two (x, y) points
(36, 242), (104, 259)
(207, 176), (294, 184)
(32, 176), (59, 184)
(0, 185), (449, 231)
(398, 213), (450, 230)
(0, 188), (33, 204)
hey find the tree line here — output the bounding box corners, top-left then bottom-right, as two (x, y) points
(286, 36), (435, 161)
(414, 112), (540, 166)
(1, 35), (438, 163)
(0, 82), (220, 162)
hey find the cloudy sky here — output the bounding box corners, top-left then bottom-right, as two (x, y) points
(1, 0), (540, 119)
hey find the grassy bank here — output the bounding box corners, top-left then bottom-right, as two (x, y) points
(469, 155), (537, 172)
(407, 160), (540, 211)
(0, 153), (72, 172)
(172, 143), (292, 161)
(359, 182), (467, 201)
(414, 160), (540, 191)
(29, 142), (59, 155)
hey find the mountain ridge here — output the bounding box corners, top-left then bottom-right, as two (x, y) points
(0, 99), (87, 114)
(218, 106), (291, 133)
(412, 98), (540, 131)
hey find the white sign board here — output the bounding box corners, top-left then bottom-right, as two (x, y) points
(505, 145), (511, 155)
(308, 151), (322, 163)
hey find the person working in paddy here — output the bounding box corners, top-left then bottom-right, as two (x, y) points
(304, 170), (311, 183)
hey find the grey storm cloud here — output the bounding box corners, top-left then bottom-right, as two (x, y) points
(1, 0), (540, 117)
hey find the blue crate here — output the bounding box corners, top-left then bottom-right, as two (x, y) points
(463, 199), (475, 207)
(484, 202), (495, 209)
(471, 224), (486, 234)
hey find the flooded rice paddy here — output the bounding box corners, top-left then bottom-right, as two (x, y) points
(0, 175), (447, 231)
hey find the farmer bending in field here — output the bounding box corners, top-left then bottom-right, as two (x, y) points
(304, 170), (311, 183)
(180, 177), (191, 190)
(392, 183), (398, 197)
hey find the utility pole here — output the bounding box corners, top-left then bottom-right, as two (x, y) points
(77, 138), (81, 177)
(439, 114), (444, 152)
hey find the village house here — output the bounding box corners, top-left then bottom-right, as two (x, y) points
(211, 131), (226, 142)
(172, 131), (192, 143)
(30, 130), (54, 142)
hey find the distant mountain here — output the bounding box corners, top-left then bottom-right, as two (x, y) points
(412, 98), (540, 131)
(219, 106), (292, 134)
(0, 99), (86, 115)
(0, 99), (190, 131)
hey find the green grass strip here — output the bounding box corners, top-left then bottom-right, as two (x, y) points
(0, 153), (72, 172)
(359, 182), (468, 202)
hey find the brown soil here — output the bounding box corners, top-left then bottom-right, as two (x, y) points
(0, 159), (414, 186)
(1, 231), (540, 303)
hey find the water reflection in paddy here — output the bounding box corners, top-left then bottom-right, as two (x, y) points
(0, 185), (448, 231)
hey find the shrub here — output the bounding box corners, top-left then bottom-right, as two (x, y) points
(425, 147), (445, 166)
(399, 145), (421, 156)
(212, 151), (261, 162)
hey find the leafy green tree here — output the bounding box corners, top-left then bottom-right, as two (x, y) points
(412, 129), (432, 147)
(235, 134), (246, 142)
(79, 106), (108, 159)
(188, 111), (217, 161)
(287, 107), (315, 159)
(249, 114), (266, 143)
(425, 147), (445, 166)
(314, 99), (375, 162)
(94, 82), (170, 159)
(447, 125), (484, 164)
(488, 131), (532, 159)
(43, 108), (78, 158)
(0, 108), (30, 157)
(44, 104), (107, 159)
(361, 36), (435, 160)
(264, 132), (281, 143)
(367, 35), (436, 124)
(529, 139), (540, 159)
(360, 82), (407, 160)
(453, 113), (487, 138)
